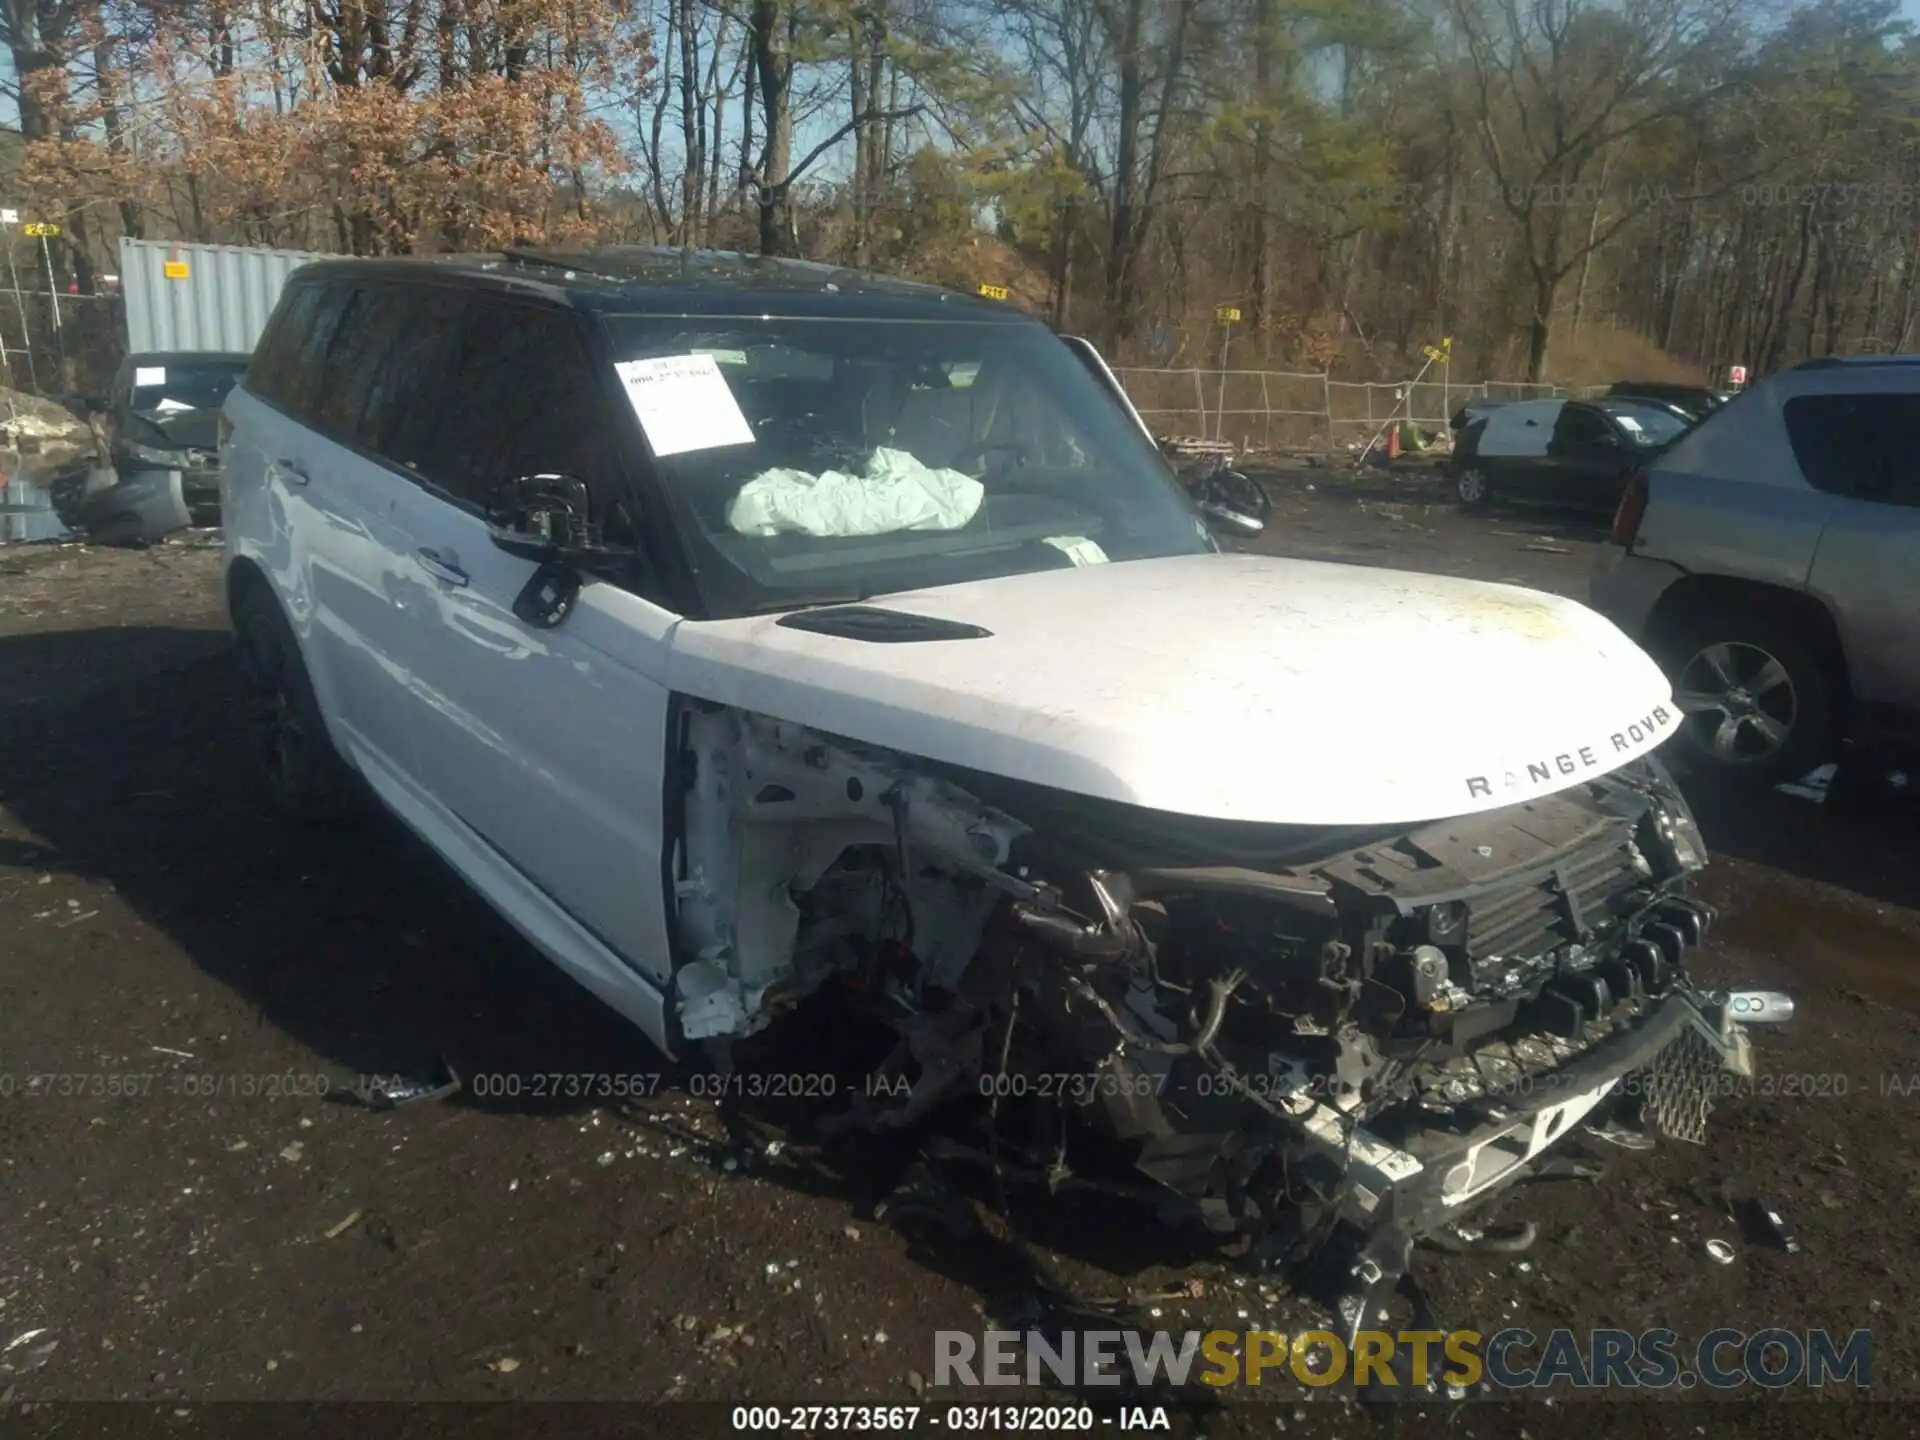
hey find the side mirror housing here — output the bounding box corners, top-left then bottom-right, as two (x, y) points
(1186, 459), (1272, 538)
(486, 473), (636, 567)
(486, 473), (642, 629)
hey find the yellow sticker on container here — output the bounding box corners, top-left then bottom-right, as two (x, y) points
(163, 260), (190, 280)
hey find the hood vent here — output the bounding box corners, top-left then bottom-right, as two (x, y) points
(774, 605), (993, 643)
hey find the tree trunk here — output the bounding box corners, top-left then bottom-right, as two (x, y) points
(1525, 266), (1556, 383)
(679, 0), (705, 246)
(1100, 0), (1146, 350)
(1761, 208), (1815, 373)
(1245, 0), (1275, 336)
(1568, 148), (1613, 341)
(96, 35), (142, 240)
(849, 19), (871, 266)
(1049, 197), (1074, 331)
(751, 0), (797, 256)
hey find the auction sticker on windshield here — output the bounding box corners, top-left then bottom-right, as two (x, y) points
(614, 352), (756, 457)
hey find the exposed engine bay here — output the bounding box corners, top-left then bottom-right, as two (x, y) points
(668, 704), (1778, 1330)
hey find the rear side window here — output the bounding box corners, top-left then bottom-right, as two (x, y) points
(246, 281), (352, 420)
(418, 299), (625, 518)
(1783, 393), (1920, 506)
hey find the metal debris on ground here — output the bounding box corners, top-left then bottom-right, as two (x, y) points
(1753, 1199), (1800, 1253)
(1775, 763), (1836, 803)
(323, 1208), (364, 1240)
(1583, 1120), (1656, 1150)
(0, 1328), (58, 1376)
(488, 1356), (521, 1373)
(352, 1059), (462, 1110)
(1704, 1239), (1736, 1265)
(1522, 542), (1573, 554)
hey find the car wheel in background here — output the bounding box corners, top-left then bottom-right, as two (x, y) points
(1660, 612), (1834, 785)
(233, 585), (358, 822)
(1455, 465), (1492, 509)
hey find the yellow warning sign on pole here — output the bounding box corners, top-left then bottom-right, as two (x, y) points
(978, 282), (1009, 301)
(1215, 305), (1242, 323)
(23, 222), (60, 237)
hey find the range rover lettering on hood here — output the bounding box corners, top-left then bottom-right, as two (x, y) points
(1466, 703), (1678, 800)
(665, 553), (1685, 827)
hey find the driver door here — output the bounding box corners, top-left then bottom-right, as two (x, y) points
(383, 294), (682, 999)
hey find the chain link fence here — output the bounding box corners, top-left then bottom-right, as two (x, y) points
(1114, 365), (1610, 453)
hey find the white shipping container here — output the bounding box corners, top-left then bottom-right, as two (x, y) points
(119, 237), (336, 354)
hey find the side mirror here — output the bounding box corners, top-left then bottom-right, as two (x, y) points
(1199, 500), (1266, 538)
(486, 473), (639, 629)
(487, 473), (633, 565)
(1189, 463), (1272, 538)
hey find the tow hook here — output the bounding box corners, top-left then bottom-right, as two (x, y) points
(1724, 990), (1795, 1024)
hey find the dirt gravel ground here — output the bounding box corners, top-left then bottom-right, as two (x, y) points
(1, 478), (1917, 1439)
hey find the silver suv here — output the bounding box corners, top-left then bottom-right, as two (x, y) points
(1591, 355), (1920, 784)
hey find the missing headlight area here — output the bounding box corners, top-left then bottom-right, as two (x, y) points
(666, 703), (1760, 1331)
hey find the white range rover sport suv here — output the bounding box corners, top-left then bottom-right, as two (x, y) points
(221, 247), (1784, 1326)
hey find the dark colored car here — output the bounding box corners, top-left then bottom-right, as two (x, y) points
(1450, 397), (1691, 513)
(53, 351), (250, 543)
(108, 352), (251, 519)
(1605, 381), (1730, 421)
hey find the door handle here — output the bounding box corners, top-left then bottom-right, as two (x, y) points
(415, 548), (469, 587)
(276, 458), (310, 487)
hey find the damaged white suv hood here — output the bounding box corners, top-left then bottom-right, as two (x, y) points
(668, 553), (1679, 826)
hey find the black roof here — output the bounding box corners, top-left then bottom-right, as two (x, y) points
(285, 247), (1034, 324)
(122, 350), (251, 364)
(1607, 380), (1715, 395)
(1791, 354), (1920, 370)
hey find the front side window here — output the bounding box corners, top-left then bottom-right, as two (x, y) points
(1783, 392), (1920, 507)
(596, 314), (1209, 617)
(418, 300), (621, 515)
(323, 283), (466, 465)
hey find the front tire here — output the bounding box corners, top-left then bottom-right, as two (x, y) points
(233, 585), (357, 822)
(1659, 611), (1835, 785)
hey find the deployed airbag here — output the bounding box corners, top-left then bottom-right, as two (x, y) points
(727, 446), (984, 538)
